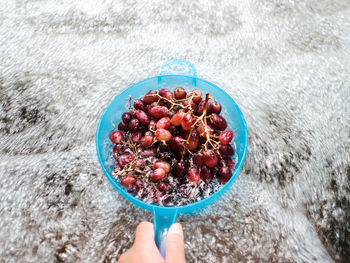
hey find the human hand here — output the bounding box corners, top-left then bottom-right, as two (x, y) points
(118, 221), (186, 263)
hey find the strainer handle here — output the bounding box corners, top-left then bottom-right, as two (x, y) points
(153, 208), (178, 258)
(159, 59), (197, 77)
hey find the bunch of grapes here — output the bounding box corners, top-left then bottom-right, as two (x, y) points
(109, 87), (236, 206)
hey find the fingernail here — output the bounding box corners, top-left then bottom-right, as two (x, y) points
(168, 223), (183, 238)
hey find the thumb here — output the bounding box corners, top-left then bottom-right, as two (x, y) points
(166, 223), (186, 263)
(133, 221), (155, 247)
(130, 222), (163, 262)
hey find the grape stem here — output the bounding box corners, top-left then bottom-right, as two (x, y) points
(180, 93), (223, 163)
(127, 96), (133, 110)
(113, 168), (145, 177)
(116, 133), (144, 175)
(154, 92), (185, 110)
(178, 93), (226, 167)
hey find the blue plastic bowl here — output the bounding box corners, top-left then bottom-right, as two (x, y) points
(96, 60), (248, 257)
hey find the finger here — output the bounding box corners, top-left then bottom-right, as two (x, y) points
(133, 221), (155, 247)
(166, 223), (185, 263)
(133, 221), (164, 262)
(117, 251), (127, 263)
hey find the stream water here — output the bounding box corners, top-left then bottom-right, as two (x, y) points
(0, 0), (349, 262)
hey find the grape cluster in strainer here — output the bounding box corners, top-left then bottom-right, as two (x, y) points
(109, 87), (235, 206)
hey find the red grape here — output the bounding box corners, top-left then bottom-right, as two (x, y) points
(210, 101), (222, 114)
(150, 106), (168, 118)
(128, 119), (140, 131)
(154, 161), (171, 174)
(226, 159), (235, 170)
(193, 152), (203, 166)
(133, 99), (146, 111)
(174, 87), (187, 99)
(121, 176), (136, 187)
(158, 182), (169, 193)
(156, 117), (171, 129)
(114, 163), (122, 172)
(197, 101), (211, 115)
(141, 148), (157, 157)
(184, 99), (196, 112)
(200, 166), (213, 181)
(146, 102), (157, 113)
(143, 90), (158, 104)
(207, 102), (213, 114)
(135, 110), (150, 126)
(153, 191), (164, 203)
(109, 131), (124, 144)
(218, 167), (232, 184)
(213, 130), (221, 137)
(168, 125), (177, 135)
(131, 131), (142, 143)
(173, 161), (186, 178)
(140, 134), (154, 147)
(122, 112), (132, 123)
(118, 121), (127, 131)
(192, 89), (202, 104)
(155, 128), (172, 141)
(118, 153), (133, 167)
(169, 136), (185, 151)
(196, 101), (204, 115)
(180, 128), (189, 139)
(197, 123), (205, 137)
(219, 129), (234, 145)
(151, 168), (166, 181)
(181, 113), (192, 131)
(159, 88), (173, 100)
(168, 110), (176, 118)
(187, 130), (199, 151)
(219, 144), (235, 156)
(171, 111), (185, 126)
(158, 99), (170, 108)
(113, 144), (123, 154)
(210, 114), (227, 130)
(197, 123), (213, 137)
(188, 167), (200, 184)
(136, 159), (146, 169)
(148, 119), (157, 130)
(203, 150), (218, 168)
(127, 185), (138, 193)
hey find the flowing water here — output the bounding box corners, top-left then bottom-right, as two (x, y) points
(0, 0), (349, 262)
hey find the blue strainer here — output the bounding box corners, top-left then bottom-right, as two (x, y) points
(96, 60), (248, 257)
